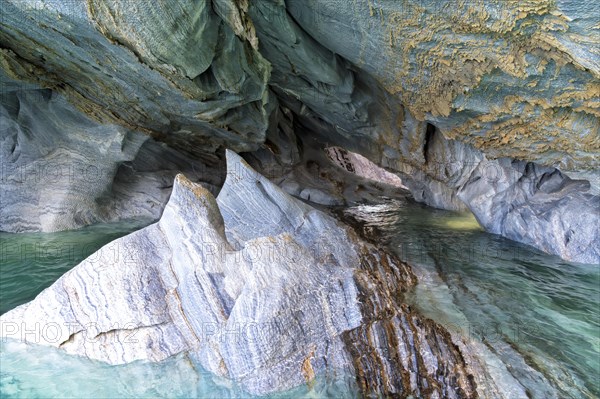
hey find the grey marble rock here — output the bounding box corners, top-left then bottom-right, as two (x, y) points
(252, 118), (599, 263)
(3, 0), (598, 169)
(285, 0), (600, 171)
(1, 0), (598, 259)
(0, 74), (222, 232)
(243, 0), (600, 263)
(0, 0), (271, 156)
(381, 114), (600, 264)
(0, 150), (480, 398)
(241, 135), (411, 208)
(0, 0), (600, 262)
(325, 146), (406, 189)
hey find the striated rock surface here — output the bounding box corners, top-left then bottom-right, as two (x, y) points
(382, 117), (600, 264)
(0, 150), (480, 397)
(326, 146), (406, 189)
(287, 0), (600, 170)
(0, 73), (222, 232)
(1, 0), (598, 262)
(0, 0), (272, 156)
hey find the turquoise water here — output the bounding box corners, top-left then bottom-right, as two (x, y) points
(1, 200), (599, 398)
(0, 340), (356, 398)
(0, 220), (356, 398)
(0, 221), (151, 315)
(343, 198), (600, 399)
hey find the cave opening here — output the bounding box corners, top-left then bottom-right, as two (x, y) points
(0, 1), (598, 398)
(325, 146), (407, 189)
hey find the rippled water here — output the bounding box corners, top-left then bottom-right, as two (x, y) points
(343, 198), (600, 398)
(1, 199), (598, 398)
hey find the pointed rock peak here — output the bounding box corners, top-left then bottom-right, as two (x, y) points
(164, 174), (225, 235)
(223, 148), (262, 183)
(221, 149), (306, 207)
(174, 173), (215, 201)
(218, 150), (312, 246)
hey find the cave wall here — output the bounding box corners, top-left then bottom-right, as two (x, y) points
(0, 153), (480, 398)
(0, 72), (222, 232)
(0, 0), (598, 262)
(287, 0), (600, 171)
(0, 0), (272, 157)
(381, 112), (599, 263)
(2, 0), (597, 169)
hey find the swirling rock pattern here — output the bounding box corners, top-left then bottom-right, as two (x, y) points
(1, 0), (597, 262)
(286, 0), (600, 170)
(382, 115), (600, 263)
(0, 71), (222, 232)
(0, 0), (271, 156)
(0, 150), (479, 397)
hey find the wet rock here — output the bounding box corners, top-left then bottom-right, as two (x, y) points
(384, 118), (600, 263)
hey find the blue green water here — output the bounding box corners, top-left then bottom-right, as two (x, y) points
(0, 340), (356, 398)
(344, 198), (600, 398)
(0, 221), (151, 315)
(0, 220), (356, 398)
(1, 199), (599, 398)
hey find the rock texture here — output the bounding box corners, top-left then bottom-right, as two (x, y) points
(0, 72), (222, 232)
(326, 146), (406, 189)
(0, 0), (271, 156)
(0, 150), (479, 397)
(0, 0), (598, 260)
(287, 0), (600, 170)
(383, 118), (600, 264)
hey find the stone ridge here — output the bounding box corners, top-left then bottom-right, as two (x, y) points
(0, 150), (480, 397)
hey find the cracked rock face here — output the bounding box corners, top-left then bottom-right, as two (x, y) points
(0, 151), (479, 398)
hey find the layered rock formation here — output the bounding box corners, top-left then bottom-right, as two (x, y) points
(286, 0), (600, 170)
(0, 0), (271, 156)
(326, 146), (406, 189)
(0, 72), (222, 232)
(1, 0), (597, 262)
(0, 151), (480, 397)
(382, 119), (600, 264)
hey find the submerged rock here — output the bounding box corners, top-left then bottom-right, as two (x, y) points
(1, 150), (478, 397)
